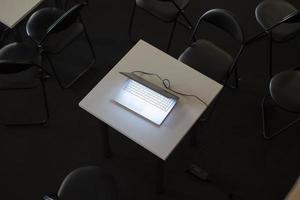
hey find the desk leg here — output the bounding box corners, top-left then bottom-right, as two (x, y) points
(102, 123), (112, 158)
(156, 158), (165, 194)
(190, 123), (199, 147)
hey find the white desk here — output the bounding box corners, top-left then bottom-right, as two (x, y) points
(79, 40), (223, 160)
(0, 0), (43, 28)
(286, 176), (300, 200)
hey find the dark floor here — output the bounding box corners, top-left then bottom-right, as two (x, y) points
(1, 0), (300, 199)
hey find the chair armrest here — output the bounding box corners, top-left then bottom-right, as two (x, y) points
(43, 195), (58, 200)
(156, 0), (182, 12)
(266, 10), (300, 32)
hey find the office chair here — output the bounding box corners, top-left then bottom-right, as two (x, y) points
(0, 42), (49, 125)
(179, 9), (245, 88)
(178, 9), (245, 145)
(261, 69), (300, 140)
(26, 2), (96, 88)
(249, 0), (300, 78)
(129, 0), (194, 52)
(43, 166), (118, 200)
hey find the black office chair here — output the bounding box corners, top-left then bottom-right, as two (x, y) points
(43, 166), (118, 200)
(261, 69), (300, 139)
(251, 0), (300, 78)
(26, 2), (96, 88)
(0, 42), (49, 125)
(129, 0), (194, 52)
(179, 9), (245, 88)
(178, 9), (245, 145)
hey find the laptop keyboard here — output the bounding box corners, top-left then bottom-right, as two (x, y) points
(124, 80), (174, 111)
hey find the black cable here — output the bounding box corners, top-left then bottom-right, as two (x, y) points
(131, 71), (208, 106)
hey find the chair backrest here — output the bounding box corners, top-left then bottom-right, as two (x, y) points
(0, 62), (31, 74)
(192, 9), (244, 44)
(46, 3), (86, 36)
(56, 166), (118, 200)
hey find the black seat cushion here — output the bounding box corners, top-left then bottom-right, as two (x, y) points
(178, 39), (233, 83)
(0, 42), (41, 66)
(255, 0), (300, 42)
(26, 8), (84, 53)
(0, 43), (41, 89)
(57, 166), (118, 200)
(0, 67), (40, 89)
(270, 70), (300, 113)
(136, 0), (189, 22)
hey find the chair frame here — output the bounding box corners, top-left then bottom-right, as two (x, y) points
(188, 9), (246, 88)
(261, 67), (300, 140)
(31, 2), (96, 88)
(0, 59), (49, 126)
(184, 9), (245, 145)
(128, 0), (194, 52)
(246, 10), (300, 79)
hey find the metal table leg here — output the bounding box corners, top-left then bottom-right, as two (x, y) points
(102, 123), (112, 158)
(156, 158), (165, 194)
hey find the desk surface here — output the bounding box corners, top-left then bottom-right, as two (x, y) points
(286, 176), (300, 200)
(79, 40), (223, 160)
(0, 0), (43, 28)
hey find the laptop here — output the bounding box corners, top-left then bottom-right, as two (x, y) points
(114, 72), (179, 125)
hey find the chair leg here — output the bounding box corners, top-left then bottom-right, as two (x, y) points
(43, 52), (66, 88)
(181, 12), (193, 30)
(190, 90), (223, 146)
(234, 68), (239, 89)
(43, 24), (95, 89)
(40, 78), (50, 124)
(269, 33), (273, 79)
(82, 22), (96, 61)
(167, 19), (178, 53)
(261, 94), (300, 140)
(244, 31), (268, 45)
(128, 3), (137, 42)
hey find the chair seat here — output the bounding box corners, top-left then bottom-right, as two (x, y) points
(136, 0), (190, 22)
(255, 0), (300, 42)
(0, 42), (41, 66)
(26, 8), (84, 53)
(0, 67), (40, 89)
(57, 166), (118, 200)
(270, 70), (300, 113)
(178, 39), (233, 83)
(0, 42), (41, 89)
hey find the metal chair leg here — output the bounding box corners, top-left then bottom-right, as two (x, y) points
(234, 68), (239, 89)
(43, 52), (66, 88)
(42, 23), (95, 89)
(244, 31), (268, 45)
(167, 19), (178, 53)
(269, 32), (273, 79)
(261, 94), (300, 140)
(156, 158), (165, 194)
(40, 77), (50, 124)
(181, 12), (193, 30)
(82, 21), (97, 61)
(128, 3), (137, 42)
(190, 90), (223, 146)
